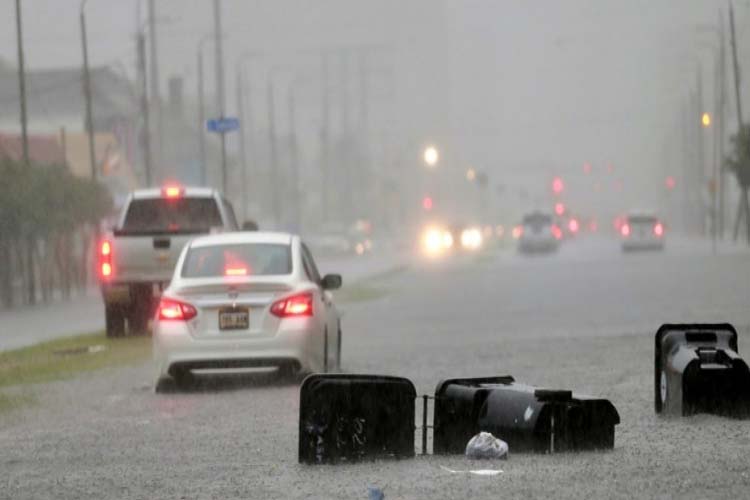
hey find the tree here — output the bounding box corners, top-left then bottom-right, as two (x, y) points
(0, 157), (111, 307)
(724, 124), (750, 244)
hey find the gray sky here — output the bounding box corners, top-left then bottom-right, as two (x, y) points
(2, 0), (749, 209)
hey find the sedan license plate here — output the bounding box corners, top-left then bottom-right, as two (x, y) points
(219, 307), (249, 330)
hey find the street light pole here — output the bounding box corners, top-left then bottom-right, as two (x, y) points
(213, 0), (228, 194)
(136, 30), (152, 186)
(196, 36), (212, 186)
(319, 51), (330, 223)
(236, 68), (248, 220)
(80, 0), (97, 181)
(147, 0), (164, 176)
(14, 0), (29, 168)
(288, 80), (302, 230)
(236, 53), (259, 221)
(267, 73), (280, 227)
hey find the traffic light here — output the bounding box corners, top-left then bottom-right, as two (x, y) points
(552, 177), (564, 195)
(422, 196), (433, 211)
(665, 176), (676, 190)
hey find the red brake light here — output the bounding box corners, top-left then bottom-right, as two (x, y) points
(270, 292), (313, 318)
(157, 299), (197, 321)
(99, 239), (113, 280)
(225, 267), (248, 276)
(162, 185), (183, 199)
(621, 224), (630, 237)
(654, 222), (664, 237)
(551, 225), (563, 240)
(568, 218), (579, 233)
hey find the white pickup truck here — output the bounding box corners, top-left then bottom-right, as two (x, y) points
(98, 186), (240, 337)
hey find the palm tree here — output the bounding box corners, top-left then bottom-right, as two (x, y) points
(725, 124), (750, 244)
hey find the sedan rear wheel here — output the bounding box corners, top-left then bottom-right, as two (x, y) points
(172, 368), (195, 390)
(335, 326), (342, 372)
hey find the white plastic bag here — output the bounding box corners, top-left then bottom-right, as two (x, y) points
(465, 431), (509, 459)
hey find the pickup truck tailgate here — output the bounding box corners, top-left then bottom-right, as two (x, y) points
(112, 234), (195, 283)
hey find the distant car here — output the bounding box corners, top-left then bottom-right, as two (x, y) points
(153, 231), (343, 390)
(518, 212), (562, 254)
(444, 223), (483, 253)
(620, 212), (665, 252)
(305, 231), (351, 257)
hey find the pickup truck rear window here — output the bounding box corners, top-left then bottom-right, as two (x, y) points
(120, 198), (222, 235)
(182, 243), (292, 277)
(627, 215), (657, 224)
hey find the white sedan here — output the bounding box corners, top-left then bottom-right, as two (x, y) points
(153, 232), (342, 390)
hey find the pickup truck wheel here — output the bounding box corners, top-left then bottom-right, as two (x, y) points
(128, 286), (152, 335)
(105, 305), (125, 338)
(127, 305), (149, 335)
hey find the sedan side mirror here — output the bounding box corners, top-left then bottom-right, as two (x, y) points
(321, 274), (342, 290)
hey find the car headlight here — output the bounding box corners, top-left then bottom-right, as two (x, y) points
(442, 231), (454, 249)
(460, 228), (483, 250)
(423, 228), (445, 255)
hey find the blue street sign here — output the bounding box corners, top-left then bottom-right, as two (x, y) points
(206, 117), (240, 133)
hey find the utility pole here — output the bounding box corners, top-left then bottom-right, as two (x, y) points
(148, 0), (163, 176)
(729, 2), (743, 129)
(339, 50), (353, 221)
(236, 69), (248, 220)
(80, 1), (97, 180)
(14, 0), (29, 168)
(357, 49), (371, 221)
(288, 81), (301, 230)
(696, 65), (706, 236)
(718, 10), (727, 238)
(197, 39), (208, 186)
(319, 52), (330, 223)
(213, 0), (228, 194)
(137, 31), (152, 186)
(729, 2), (746, 241)
(267, 76), (280, 226)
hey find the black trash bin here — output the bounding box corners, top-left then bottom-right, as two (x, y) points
(655, 323), (750, 418)
(434, 377), (620, 453)
(298, 374), (416, 464)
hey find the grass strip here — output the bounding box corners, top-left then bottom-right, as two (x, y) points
(0, 332), (150, 389)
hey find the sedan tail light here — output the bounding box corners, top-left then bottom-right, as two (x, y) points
(654, 222), (664, 237)
(157, 298), (197, 321)
(270, 292), (313, 318)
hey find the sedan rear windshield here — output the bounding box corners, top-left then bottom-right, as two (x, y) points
(182, 243), (292, 278)
(120, 198), (222, 235)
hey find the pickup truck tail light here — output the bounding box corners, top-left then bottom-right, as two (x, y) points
(99, 240), (113, 279)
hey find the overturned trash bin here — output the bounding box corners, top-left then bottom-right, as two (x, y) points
(298, 374), (416, 464)
(655, 323), (750, 418)
(434, 377), (620, 454)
